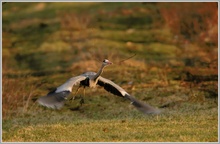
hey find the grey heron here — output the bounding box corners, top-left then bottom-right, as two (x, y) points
(37, 59), (160, 114)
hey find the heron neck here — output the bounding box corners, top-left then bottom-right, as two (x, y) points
(93, 64), (105, 80)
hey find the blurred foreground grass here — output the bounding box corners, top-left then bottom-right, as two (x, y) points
(2, 2), (218, 142)
(2, 110), (218, 142)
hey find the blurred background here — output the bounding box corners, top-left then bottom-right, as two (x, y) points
(2, 2), (218, 140)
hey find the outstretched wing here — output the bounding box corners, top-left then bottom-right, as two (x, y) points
(97, 77), (128, 97)
(37, 91), (71, 109)
(37, 75), (87, 109)
(97, 77), (160, 114)
(55, 75), (87, 93)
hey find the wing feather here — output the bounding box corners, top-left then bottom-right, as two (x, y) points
(97, 77), (160, 114)
(37, 91), (70, 109)
(56, 75), (87, 92)
(97, 77), (128, 97)
(37, 75), (87, 109)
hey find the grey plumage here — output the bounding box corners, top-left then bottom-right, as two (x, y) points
(37, 91), (70, 109)
(124, 94), (160, 114)
(37, 59), (160, 114)
(97, 76), (160, 114)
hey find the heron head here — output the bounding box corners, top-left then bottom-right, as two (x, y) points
(102, 59), (113, 66)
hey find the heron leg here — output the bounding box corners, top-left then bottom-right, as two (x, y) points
(80, 95), (84, 106)
(70, 86), (81, 101)
(79, 87), (85, 106)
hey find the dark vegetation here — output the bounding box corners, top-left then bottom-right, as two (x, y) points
(2, 2), (218, 142)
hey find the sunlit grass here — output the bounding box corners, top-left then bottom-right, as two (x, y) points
(2, 108), (217, 142)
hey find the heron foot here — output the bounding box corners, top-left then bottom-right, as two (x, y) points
(69, 96), (75, 101)
(80, 97), (84, 106)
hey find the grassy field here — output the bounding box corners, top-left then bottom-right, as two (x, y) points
(2, 2), (218, 142)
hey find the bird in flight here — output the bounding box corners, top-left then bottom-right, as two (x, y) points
(37, 59), (160, 114)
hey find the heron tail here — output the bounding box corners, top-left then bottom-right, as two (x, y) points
(124, 94), (160, 114)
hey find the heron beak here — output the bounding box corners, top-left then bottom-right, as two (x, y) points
(108, 61), (113, 65)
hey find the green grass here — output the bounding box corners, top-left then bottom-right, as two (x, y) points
(2, 104), (218, 142)
(2, 2), (218, 142)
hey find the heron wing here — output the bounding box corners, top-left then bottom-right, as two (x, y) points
(37, 75), (87, 109)
(97, 77), (128, 97)
(97, 77), (160, 114)
(55, 75), (87, 93)
(37, 91), (70, 109)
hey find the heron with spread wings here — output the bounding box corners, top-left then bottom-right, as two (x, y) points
(37, 59), (160, 114)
